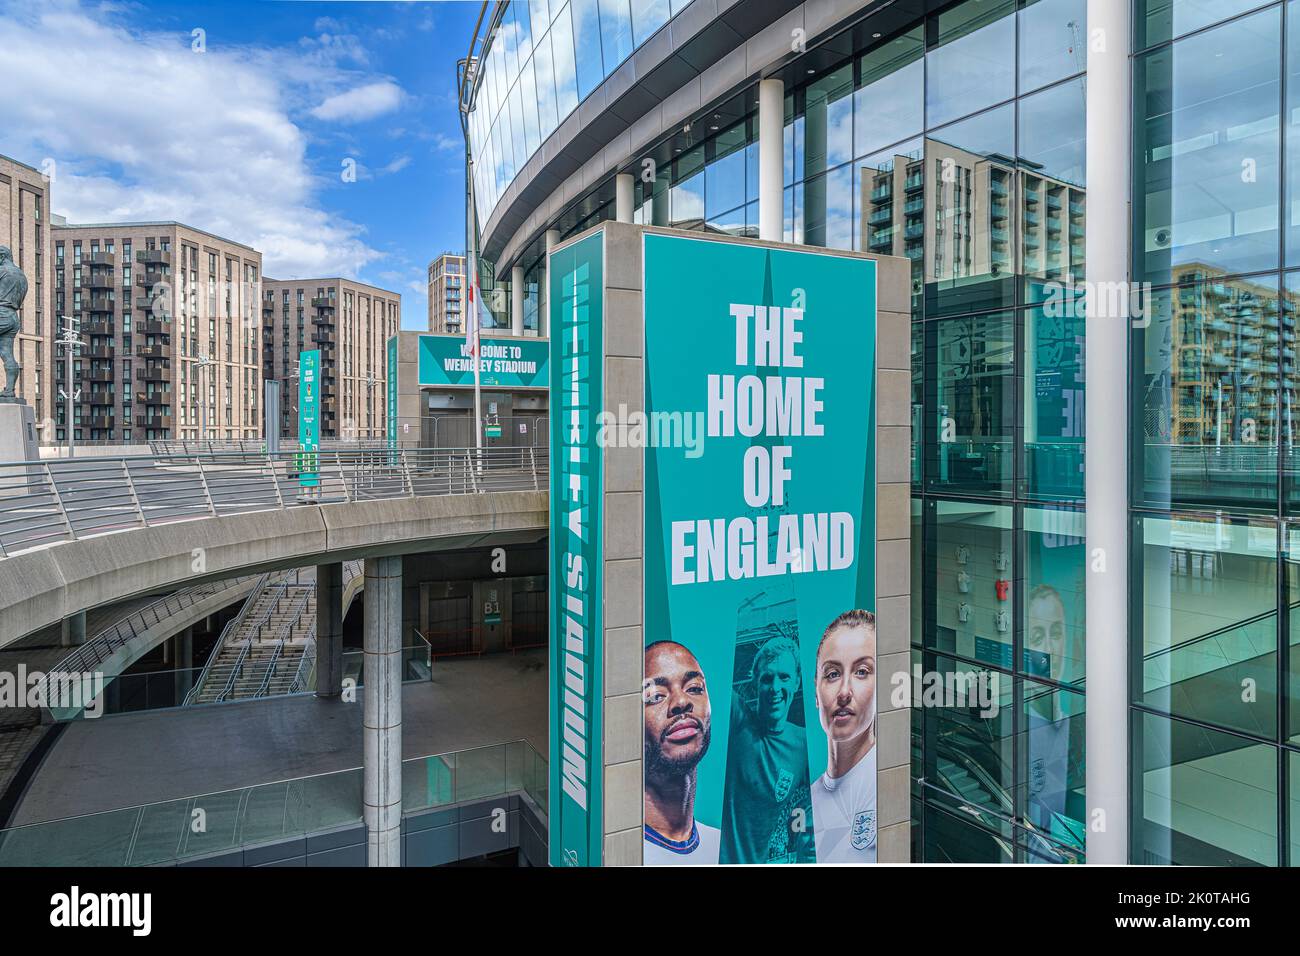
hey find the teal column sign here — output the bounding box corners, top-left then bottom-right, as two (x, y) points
(299, 349), (320, 488)
(548, 229), (604, 866)
(386, 335), (398, 453)
(640, 234), (877, 865)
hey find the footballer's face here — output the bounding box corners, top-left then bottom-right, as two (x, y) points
(815, 624), (876, 745)
(644, 643), (712, 775)
(754, 650), (798, 726)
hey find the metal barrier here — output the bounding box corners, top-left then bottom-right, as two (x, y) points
(0, 446), (549, 560)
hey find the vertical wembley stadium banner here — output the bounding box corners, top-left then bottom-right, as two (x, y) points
(548, 229), (605, 866)
(641, 233), (877, 865)
(386, 335), (398, 453)
(298, 349), (320, 488)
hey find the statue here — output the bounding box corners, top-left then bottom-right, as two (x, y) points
(0, 245), (28, 404)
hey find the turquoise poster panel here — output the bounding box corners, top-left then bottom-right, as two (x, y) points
(547, 230), (604, 866)
(641, 233), (877, 865)
(419, 334), (549, 389)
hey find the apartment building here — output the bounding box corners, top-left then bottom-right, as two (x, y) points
(51, 222), (263, 443)
(0, 154), (52, 427)
(261, 278), (400, 440)
(427, 252), (464, 333)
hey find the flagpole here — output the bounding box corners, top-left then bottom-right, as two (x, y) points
(467, 151), (483, 467)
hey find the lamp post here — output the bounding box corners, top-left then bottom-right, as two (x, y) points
(54, 319), (85, 459)
(195, 352), (215, 442)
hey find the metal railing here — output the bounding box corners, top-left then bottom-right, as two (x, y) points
(0, 739), (548, 867)
(39, 575), (259, 691)
(182, 572), (275, 706)
(0, 446), (549, 560)
(148, 438), (389, 457)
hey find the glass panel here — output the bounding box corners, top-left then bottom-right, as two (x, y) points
(1286, 521), (1300, 743)
(1018, 79), (1086, 291)
(925, 0), (1016, 129)
(923, 802), (1015, 862)
(1133, 275), (1281, 511)
(670, 169), (705, 228)
(1136, 0), (1273, 50)
(856, 139), (925, 312)
(1135, 711), (1277, 865)
(705, 135), (747, 219)
(1136, 514), (1277, 737)
(630, 0), (670, 45)
(929, 499), (1014, 664)
(803, 63), (853, 179)
(924, 104), (1018, 318)
(1133, 8), (1282, 286)
(1018, 677), (1085, 852)
(1290, 750), (1300, 864)
(1018, 0), (1087, 93)
(571, 0), (606, 98)
(926, 312), (1016, 495)
(912, 320), (923, 484)
(516, 1), (535, 65)
(599, 0), (634, 70)
(802, 165), (853, 251)
(549, 2), (580, 118)
(1023, 505), (1086, 684)
(533, 28), (560, 139)
(854, 28), (924, 159)
(919, 650), (1015, 836)
(1023, 301), (1085, 499)
(1286, 1), (1300, 266)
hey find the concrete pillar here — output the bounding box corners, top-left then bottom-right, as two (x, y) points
(60, 610), (86, 648)
(543, 229), (560, 339)
(364, 555), (402, 867)
(173, 626), (193, 705)
(758, 77), (785, 241)
(615, 172), (635, 223)
(1084, 0), (1130, 866)
(650, 179), (670, 227)
(316, 562), (344, 698)
(511, 265), (525, 337)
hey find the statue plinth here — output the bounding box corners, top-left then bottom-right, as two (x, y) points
(0, 401), (37, 463)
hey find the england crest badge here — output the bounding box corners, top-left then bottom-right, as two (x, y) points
(851, 810), (876, 851)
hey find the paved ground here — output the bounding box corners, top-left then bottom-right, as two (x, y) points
(10, 649), (548, 825)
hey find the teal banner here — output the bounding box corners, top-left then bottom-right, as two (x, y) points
(548, 230), (604, 867)
(640, 233), (877, 865)
(298, 349), (320, 488)
(386, 336), (398, 452)
(418, 334), (548, 389)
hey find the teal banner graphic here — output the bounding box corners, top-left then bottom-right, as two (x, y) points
(641, 233), (877, 865)
(419, 334), (548, 389)
(548, 230), (604, 867)
(387, 336), (398, 452)
(298, 349), (320, 488)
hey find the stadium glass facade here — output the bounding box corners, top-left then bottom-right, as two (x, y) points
(467, 0), (1300, 864)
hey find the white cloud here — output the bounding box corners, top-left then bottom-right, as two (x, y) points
(310, 81), (404, 123)
(0, 2), (387, 280)
(380, 155), (411, 175)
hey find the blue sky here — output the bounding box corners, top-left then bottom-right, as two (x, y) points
(0, 0), (482, 328)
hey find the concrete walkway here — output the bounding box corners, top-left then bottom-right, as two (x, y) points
(11, 649), (547, 826)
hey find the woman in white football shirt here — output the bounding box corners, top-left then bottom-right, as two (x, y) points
(811, 610), (877, 864)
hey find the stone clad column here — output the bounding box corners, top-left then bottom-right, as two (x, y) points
(511, 265), (525, 336)
(1085, 0), (1131, 865)
(364, 555), (402, 867)
(615, 173), (635, 223)
(316, 562), (343, 698)
(758, 77), (785, 241)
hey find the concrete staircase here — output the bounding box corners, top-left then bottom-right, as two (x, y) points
(186, 561), (362, 706)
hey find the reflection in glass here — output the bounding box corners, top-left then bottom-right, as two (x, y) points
(1133, 8), (1281, 285)
(928, 499), (1013, 665)
(926, 312), (1015, 494)
(1136, 711), (1277, 865)
(925, 0), (1015, 129)
(1136, 514), (1277, 738)
(924, 105), (1017, 317)
(855, 29), (924, 159)
(856, 140), (924, 312)
(1019, 678), (1085, 855)
(1017, 0), (1087, 93)
(1134, 274), (1283, 510)
(1023, 301), (1085, 499)
(1136, 0), (1272, 50)
(1018, 79), (1086, 293)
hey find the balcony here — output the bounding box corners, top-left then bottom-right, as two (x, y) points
(312, 331), (337, 346)
(135, 365), (172, 383)
(311, 296), (336, 309)
(84, 368), (114, 383)
(83, 270), (115, 291)
(868, 207), (893, 226)
(86, 392), (115, 408)
(87, 251), (116, 268)
(87, 415), (116, 430)
(86, 294), (115, 313)
(135, 414), (173, 430)
(83, 319), (114, 336)
(135, 249), (171, 266)
(84, 345), (114, 360)
(138, 319), (170, 336)
(135, 271), (168, 290)
(136, 344), (168, 359)
(135, 390), (169, 406)
(904, 173), (923, 192)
